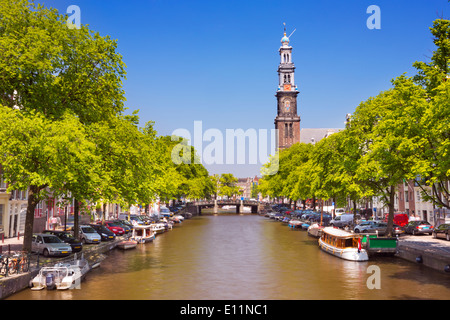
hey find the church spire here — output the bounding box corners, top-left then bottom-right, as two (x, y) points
(274, 24), (301, 150)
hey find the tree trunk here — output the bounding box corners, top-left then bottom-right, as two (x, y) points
(73, 199), (80, 240)
(23, 185), (43, 253)
(386, 186), (396, 237)
(102, 203), (107, 223)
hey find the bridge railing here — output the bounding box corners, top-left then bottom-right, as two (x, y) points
(189, 200), (260, 206)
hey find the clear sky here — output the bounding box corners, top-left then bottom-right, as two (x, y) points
(41, 0), (449, 177)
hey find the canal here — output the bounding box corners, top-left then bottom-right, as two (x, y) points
(7, 214), (450, 300)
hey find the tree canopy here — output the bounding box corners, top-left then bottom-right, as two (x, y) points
(259, 17), (450, 236)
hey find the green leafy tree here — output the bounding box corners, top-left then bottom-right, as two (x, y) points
(159, 135), (215, 201)
(0, 0), (127, 124)
(0, 0), (132, 247)
(218, 174), (240, 199)
(347, 76), (429, 236)
(411, 19), (450, 209)
(0, 108), (100, 252)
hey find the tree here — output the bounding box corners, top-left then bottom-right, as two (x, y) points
(218, 174), (240, 199)
(0, 0), (127, 124)
(158, 135), (215, 201)
(346, 76), (429, 236)
(0, 108), (100, 252)
(284, 143), (315, 208)
(411, 19), (450, 209)
(0, 0), (134, 248)
(413, 19), (450, 97)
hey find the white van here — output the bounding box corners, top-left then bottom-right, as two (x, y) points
(330, 214), (360, 228)
(334, 208), (346, 216)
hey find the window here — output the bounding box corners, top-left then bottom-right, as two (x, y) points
(0, 177), (6, 189)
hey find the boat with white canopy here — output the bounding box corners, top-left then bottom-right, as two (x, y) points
(318, 227), (368, 261)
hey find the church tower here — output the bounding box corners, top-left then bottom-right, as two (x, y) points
(274, 28), (300, 150)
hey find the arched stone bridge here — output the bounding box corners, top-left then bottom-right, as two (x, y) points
(186, 200), (262, 215)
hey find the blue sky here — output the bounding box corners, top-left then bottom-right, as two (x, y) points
(41, 0), (449, 177)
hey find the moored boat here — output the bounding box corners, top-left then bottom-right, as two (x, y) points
(307, 223), (323, 238)
(361, 234), (398, 255)
(318, 227), (369, 261)
(288, 219), (302, 229)
(150, 222), (167, 234)
(281, 216), (291, 224)
(172, 214), (184, 223)
(131, 225), (156, 243)
(31, 256), (90, 290)
(117, 239), (138, 250)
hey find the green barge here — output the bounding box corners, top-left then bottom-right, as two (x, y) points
(361, 234), (398, 255)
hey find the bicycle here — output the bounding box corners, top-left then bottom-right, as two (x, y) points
(0, 254), (8, 277)
(6, 252), (29, 275)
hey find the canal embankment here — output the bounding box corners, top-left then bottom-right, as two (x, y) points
(396, 235), (450, 274)
(0, 236), (121, 299)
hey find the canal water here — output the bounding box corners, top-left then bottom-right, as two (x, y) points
(8, 214), (450, 300)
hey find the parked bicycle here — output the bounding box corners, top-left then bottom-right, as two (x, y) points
(0, 252), (30, 277)
(0, 254), (9, 277)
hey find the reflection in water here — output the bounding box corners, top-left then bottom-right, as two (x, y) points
(8, 214), (450, 300)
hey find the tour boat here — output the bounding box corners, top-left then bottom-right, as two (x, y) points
(31, 256), (90, 290)
(318, 227), (369, 261)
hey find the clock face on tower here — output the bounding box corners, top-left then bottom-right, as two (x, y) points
(284, 84), (291, 91)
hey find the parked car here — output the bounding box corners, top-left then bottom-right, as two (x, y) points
(432, 224), (450, 241)
(113, 219), (133, 234)
(89, 224), (116, 241)
(404, 220), (434, 235)
(309, 213), (332, 225)
(79, 225), (101, 244)
(392, 224), (405, 235)
(42, 230), (83, 253)
(102, 221), (126, 236)
(291, 210), (304, 217)
(354, 221), (378, 233)
(301, 211), (316, 220)
(31, 234), (72, 257)
(354, 221), (404, 235)
(129, 215), (148, 225)
(160, 207), (173, 217)
(330, 214), (361, 228)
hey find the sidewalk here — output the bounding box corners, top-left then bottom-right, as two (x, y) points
(0, 235), (24, 252)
